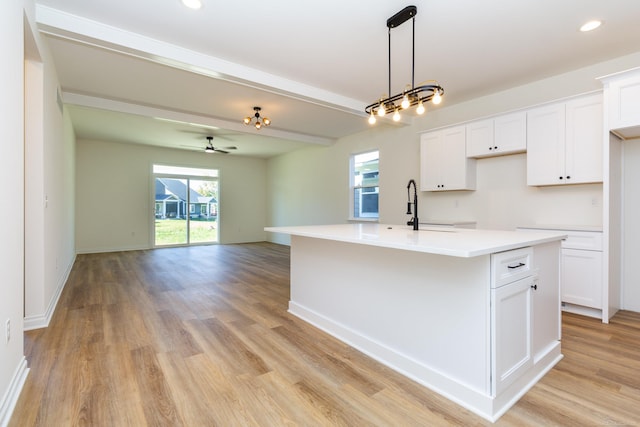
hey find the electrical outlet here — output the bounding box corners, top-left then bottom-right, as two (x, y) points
(5, 319), (10, 344)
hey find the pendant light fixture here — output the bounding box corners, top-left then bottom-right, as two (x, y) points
(365, 5), (444, 124)
(243, 106), (271, 130)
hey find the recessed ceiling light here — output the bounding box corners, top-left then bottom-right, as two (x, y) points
(580, 20), (602, 32)
(181, 0), (202, 10)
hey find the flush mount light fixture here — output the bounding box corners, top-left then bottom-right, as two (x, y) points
(365, 5), (444, 125)
(181, 0), (202, 10)
(243, 106), (271, 130)
(580, 20), (602, 32)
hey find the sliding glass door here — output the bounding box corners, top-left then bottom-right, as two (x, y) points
(153, 165), (219, 246)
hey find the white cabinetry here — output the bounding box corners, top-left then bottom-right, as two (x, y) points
(491, 248), (534, 396)
(420, 126), (476, 191)
(466, 112), (527, 158)
(561, 231), (603, 315)
(526, 93), (603, 186)
(519, 227), (604, 320)
(602, 67), (640, 138)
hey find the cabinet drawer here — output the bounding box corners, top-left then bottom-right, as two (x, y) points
(562, 231), (602, 251)
(491, 247), (533, 288)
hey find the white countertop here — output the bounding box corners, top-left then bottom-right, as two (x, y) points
(517, 224), (603, 233)
(265, 223), (566, 258)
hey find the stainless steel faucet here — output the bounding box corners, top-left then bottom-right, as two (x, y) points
(406, 179), (419, 230)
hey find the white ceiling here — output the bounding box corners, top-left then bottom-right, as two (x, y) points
(34, 0), (640, 158)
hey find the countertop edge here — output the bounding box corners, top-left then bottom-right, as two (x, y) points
(265, 225), (566, 258)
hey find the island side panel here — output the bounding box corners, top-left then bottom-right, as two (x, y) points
(532, 241), (562, 361)
(289, 235), (492, 396)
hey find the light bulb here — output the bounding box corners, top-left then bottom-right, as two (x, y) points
(378, 104), (386, 117)
(416, 100), (425, 115)
(432, 91), (442, 105)
(393, 108), (401, 122)
(368, 111), (377, 125)
(243, 116), (251, 125)
(255, 121), (261, 129)
(401, 94), (410, 109)
(263, 117), (271, 126)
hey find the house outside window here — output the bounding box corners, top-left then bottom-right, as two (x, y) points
(350, 150), (379, 220)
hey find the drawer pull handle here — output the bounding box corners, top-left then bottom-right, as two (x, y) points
(507, 262), (526, 269)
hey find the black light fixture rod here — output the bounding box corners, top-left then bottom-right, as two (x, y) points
(412, 14), (415, 89)
(388, 27), (391, 98)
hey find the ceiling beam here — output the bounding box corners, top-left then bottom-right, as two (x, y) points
(35, 4), (371, 119)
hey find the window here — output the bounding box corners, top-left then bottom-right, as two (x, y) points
(350, 150), (379, 220)
(152, 164), (219, 246)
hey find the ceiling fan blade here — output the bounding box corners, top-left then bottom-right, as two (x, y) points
(179, 144), (203, 151)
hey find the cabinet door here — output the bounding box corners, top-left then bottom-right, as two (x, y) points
(493, 112), (527, 156)
(562, 248), (603, 309)
(526, 103), (566, 186)
(440, 126), (472, 190)
(466, 119), (494, 158)
(420, 127), (475, 191)
(492, 277), (533, 396)
(420, 131), (442, 191)
(565, 94), (603, 184)
(608, 70), (640, 132)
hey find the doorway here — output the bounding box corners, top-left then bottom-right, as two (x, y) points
(153, 165), (219, 246)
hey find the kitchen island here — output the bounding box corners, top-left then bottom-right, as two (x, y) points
(265, 223), (565, 422)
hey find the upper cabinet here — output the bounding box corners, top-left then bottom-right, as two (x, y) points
(526, 93), (603, 186)
(466, 112), (527, 158)
(420, 126), (476, 192)
(600, 67), (640, 139)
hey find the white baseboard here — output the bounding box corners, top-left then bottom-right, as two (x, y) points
(24, 254), (75, 331)
(0, 357), (29, 427)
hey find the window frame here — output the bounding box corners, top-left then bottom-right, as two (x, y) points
(349, 150), (380, 221)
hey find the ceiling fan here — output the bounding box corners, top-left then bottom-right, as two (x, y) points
(203, 136), (236, 154)
(179, 136), (238, 153)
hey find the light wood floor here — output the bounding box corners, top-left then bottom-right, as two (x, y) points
(10, 243), (640, 426)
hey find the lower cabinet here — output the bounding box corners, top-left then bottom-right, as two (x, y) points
(562, 247), (603, 309)
(518, 227), (604, 319)
(491, 275), (533, 396)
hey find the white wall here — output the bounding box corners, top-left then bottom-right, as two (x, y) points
(75, 139), (268, 252)
(623, 138), (640, 311)
(0, 1), (27, 424)
(266, 53), (640, 247)
(24, 23), (76, 329)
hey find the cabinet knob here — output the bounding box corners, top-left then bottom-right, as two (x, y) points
(559, 176), (563, 180)
(566, 176), (571, 179)
(531, 284), (538, 290)
(494, 146), (498, 150)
